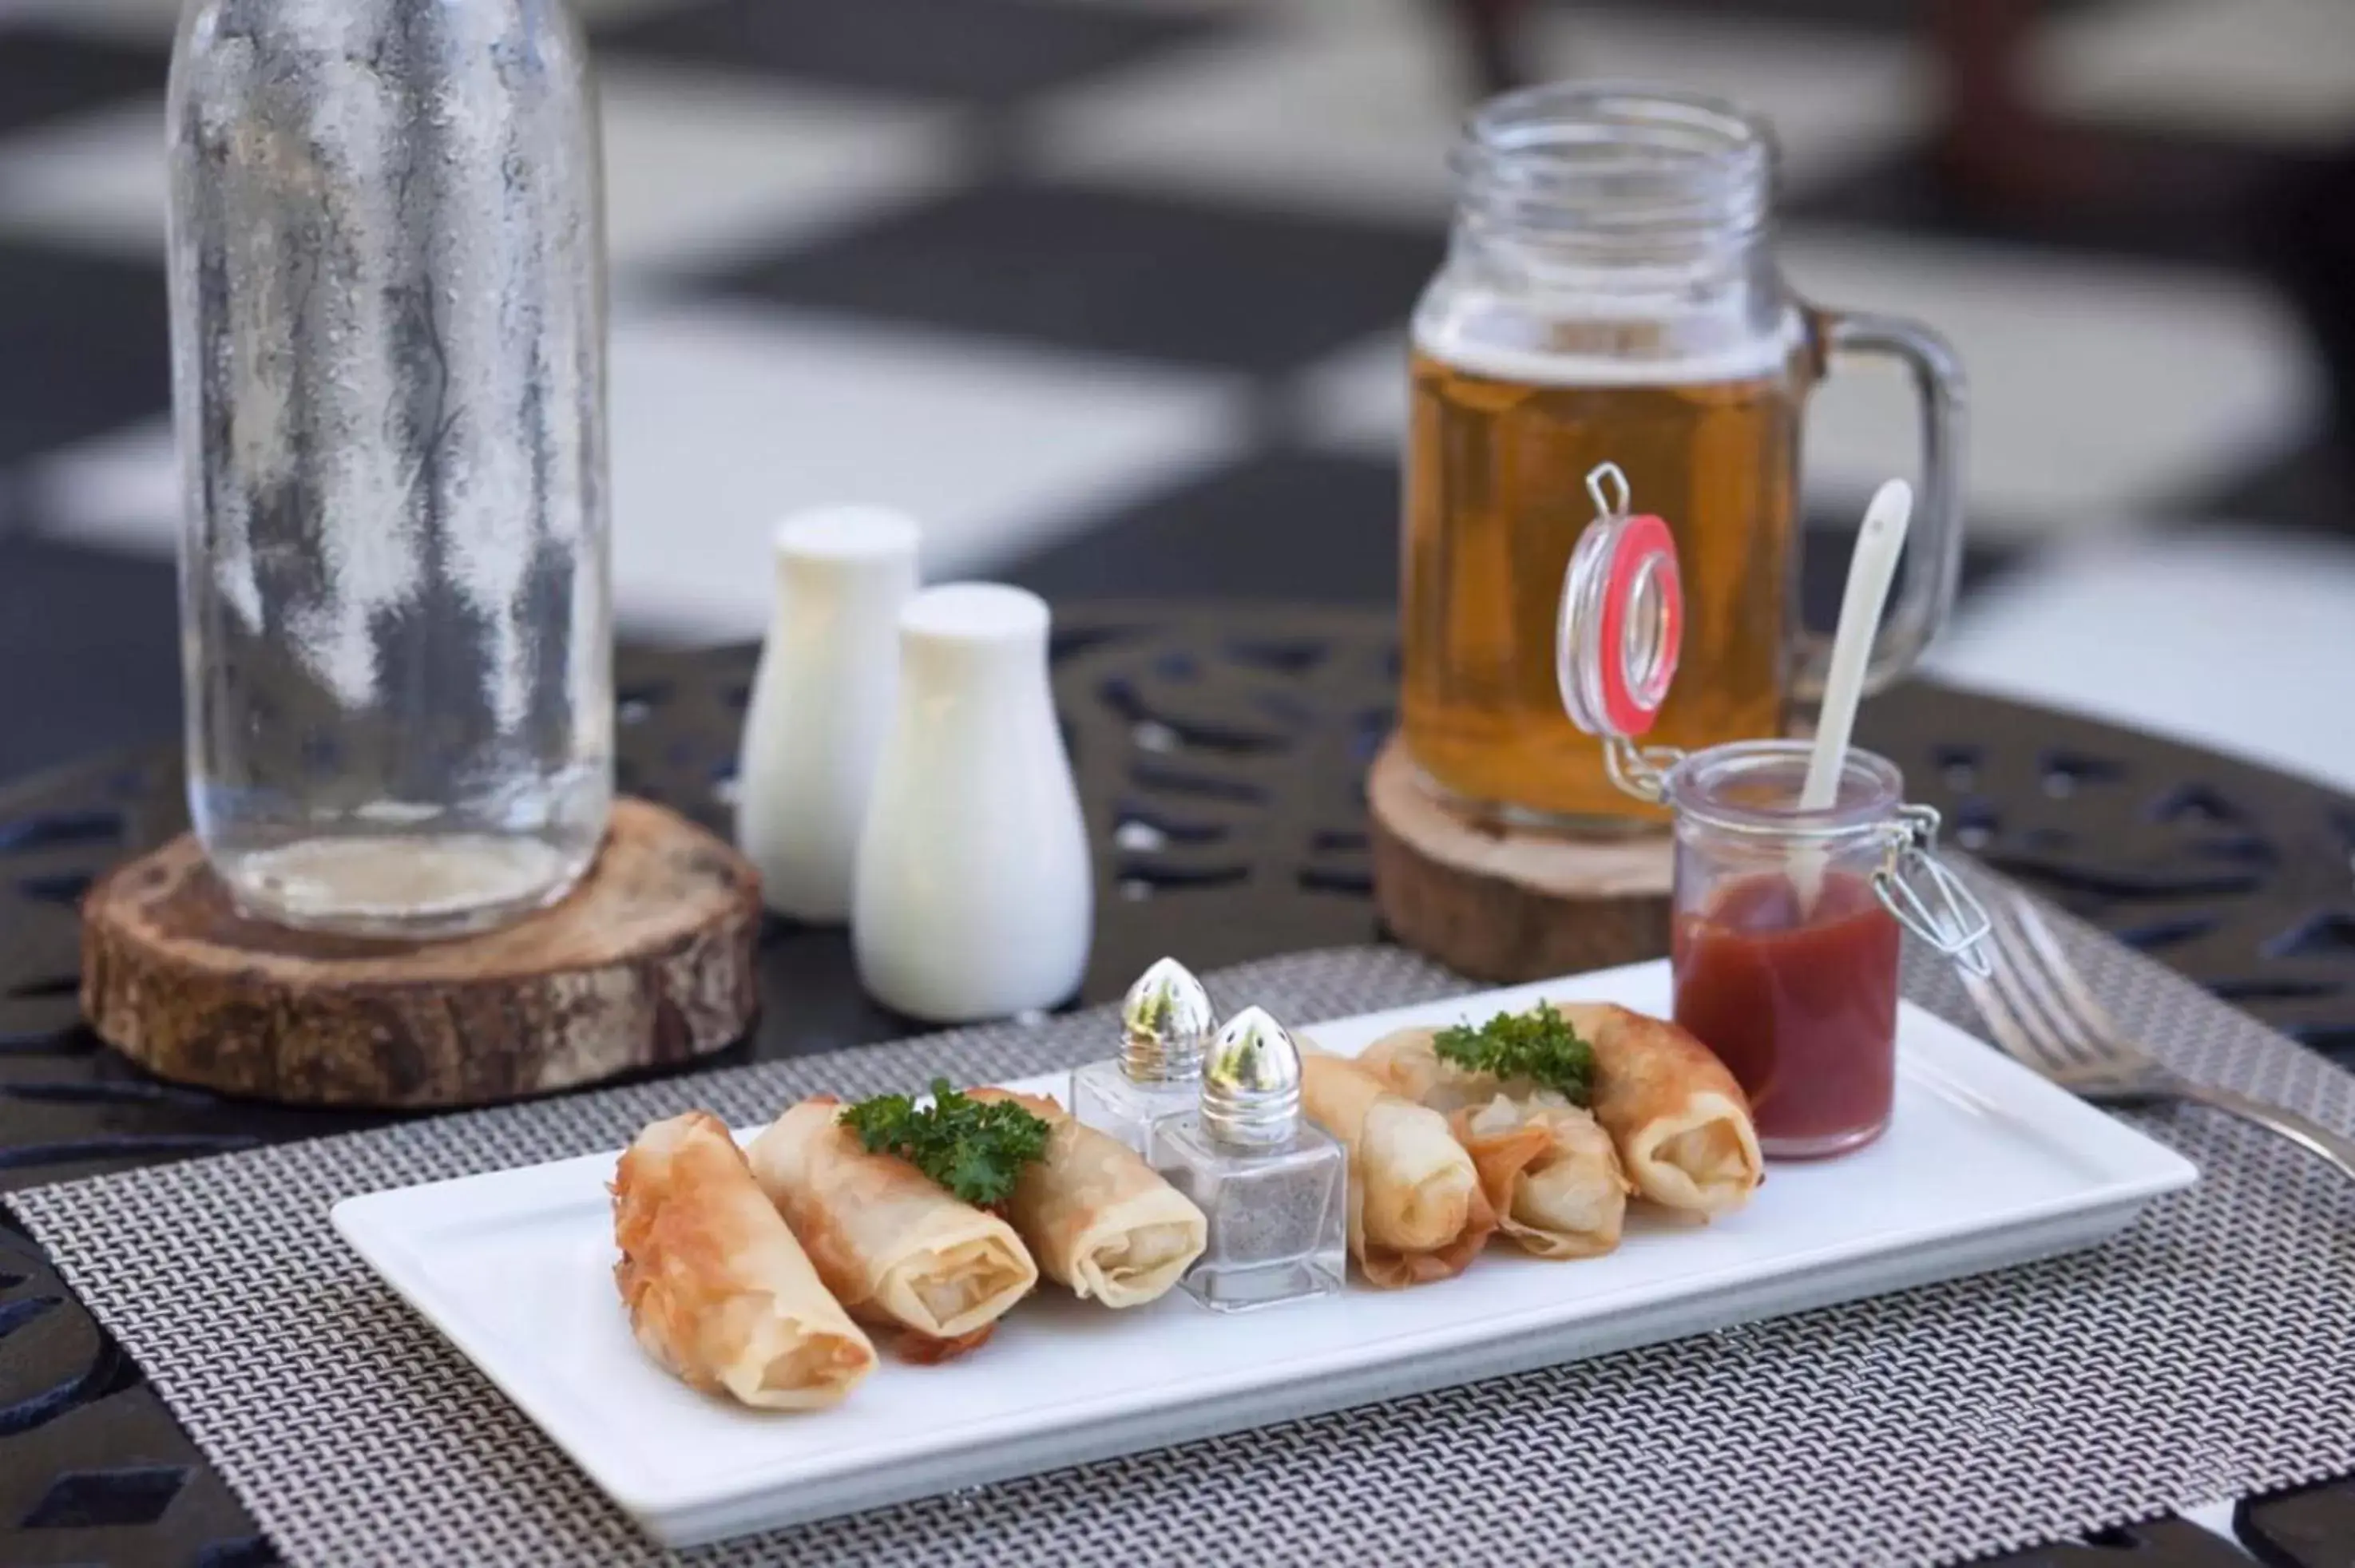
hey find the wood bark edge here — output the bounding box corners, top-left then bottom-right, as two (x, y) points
(1368, 737), (1671, 983)
(80, 798), (761, 1107)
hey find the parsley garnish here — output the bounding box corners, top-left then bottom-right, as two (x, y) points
(839, 1079), (1052, 1207)
(1433, 1002), (1596, 1105)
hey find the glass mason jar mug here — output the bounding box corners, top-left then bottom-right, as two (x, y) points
(1403, 82), (1966, 829)
(1558, 465), (1990, 1158)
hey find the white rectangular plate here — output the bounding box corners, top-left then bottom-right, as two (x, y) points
(332, 960), (2197, 1548)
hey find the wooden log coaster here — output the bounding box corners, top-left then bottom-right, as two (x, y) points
(80, 797), (761, 1108)
(1368, 736), (1672, 983)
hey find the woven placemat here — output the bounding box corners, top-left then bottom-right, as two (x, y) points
(12, 913), (2355, 1568)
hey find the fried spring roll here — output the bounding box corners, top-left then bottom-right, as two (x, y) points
(1358, 1028), (1631, 1257)
(747, 1097), (1038, 1358)
(612, 1111), (876, 1409)
(1297, 1054), (1494, 1287)
(1452, 1095), (1630, 1259)
(1358, 1026), (1512, 1116)
(1552, 1002), (1762, 1218)
(968, 1088), (1207, 1307)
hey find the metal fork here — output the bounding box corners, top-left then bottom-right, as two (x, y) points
(1959, 889), (2355, 1181)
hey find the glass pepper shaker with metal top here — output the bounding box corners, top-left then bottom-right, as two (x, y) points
(1557, 462), (1991, 1158)
(1070, 957), (1215, 1158)
(1152, 1007), (1347, 1312)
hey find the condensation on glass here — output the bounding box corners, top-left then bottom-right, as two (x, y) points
(168, 0), (612, 936)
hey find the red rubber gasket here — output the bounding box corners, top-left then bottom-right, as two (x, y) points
(1593, 513), (1681, 738)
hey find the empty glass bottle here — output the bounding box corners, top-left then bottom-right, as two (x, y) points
(168, 0), (611, 937)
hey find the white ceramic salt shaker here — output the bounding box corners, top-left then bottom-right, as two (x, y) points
(735, 507), (921, 922)
(853, 584), (1092, 1022)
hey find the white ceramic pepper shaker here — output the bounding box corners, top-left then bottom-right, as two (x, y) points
(852, 584), (1092, 1022)
(735, 506), (921, 922)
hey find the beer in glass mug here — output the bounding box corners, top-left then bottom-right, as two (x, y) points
(1402, 84), (1964, 827)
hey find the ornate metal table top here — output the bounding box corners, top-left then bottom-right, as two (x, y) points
(2, 604), (2349, 1566)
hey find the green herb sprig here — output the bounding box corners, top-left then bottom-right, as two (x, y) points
(1433, 1002), (1596, 1105)
(839, 1079), (1051, 1207)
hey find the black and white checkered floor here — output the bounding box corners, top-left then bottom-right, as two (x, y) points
(2, 0), (2352, 790)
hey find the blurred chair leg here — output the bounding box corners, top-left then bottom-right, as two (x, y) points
(2254, 147), (2355, 498)
(1929, 0), (2127, 211)
(1929, 0), (2053, 200)
(1433, 0), (1529, 99)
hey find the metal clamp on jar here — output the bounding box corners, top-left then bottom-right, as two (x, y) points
(1557, 463), (1989, 1158)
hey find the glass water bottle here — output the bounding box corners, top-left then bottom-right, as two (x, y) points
(168, 0), (612, 937)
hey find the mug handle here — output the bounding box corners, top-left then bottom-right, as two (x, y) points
(1793, 307), (1969, 703)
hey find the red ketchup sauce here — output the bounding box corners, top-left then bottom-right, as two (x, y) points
(1671, 869), (1901, 1157)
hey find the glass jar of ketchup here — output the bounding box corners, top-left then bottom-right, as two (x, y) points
(1665, 742), (1907, 1155)
(1557, 464), (1988, 1159)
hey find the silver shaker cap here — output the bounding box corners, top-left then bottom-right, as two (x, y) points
(1120, 956), (1215, 1083)
(1200, 1006), (1302, 1146)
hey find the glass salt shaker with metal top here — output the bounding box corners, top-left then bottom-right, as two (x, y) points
(1070, 957), (1215, 1158)
(1152, 1007), (1346, 1312)
(1556, 461), (1990, 1158)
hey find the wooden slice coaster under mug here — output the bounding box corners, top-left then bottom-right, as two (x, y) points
(80, 797), (760, 1108)
(1367, 736), (1671, 983)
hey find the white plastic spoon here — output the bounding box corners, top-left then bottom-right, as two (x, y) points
(1794, 479), (1913, 913)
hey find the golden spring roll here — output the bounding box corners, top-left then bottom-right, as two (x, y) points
(1551, 1002), (1762, 1218)
(747, 1097), (1038, 1357)
(968, 1089), (1208, 1307)
(1297, 1055), (1494, 1287)
(1358, 1029), (1630, 1258)
(1451, 1095), (1630, 1259)
(1359, 1026), (1516, 1115)
(611, 1111), (877, 1409)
